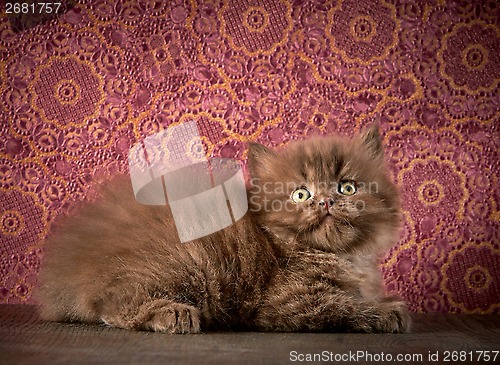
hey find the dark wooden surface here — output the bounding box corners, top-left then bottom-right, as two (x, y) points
(0, 305), (499, 365)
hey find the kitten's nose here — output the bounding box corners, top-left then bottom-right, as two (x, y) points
(318, 198), (335, 210)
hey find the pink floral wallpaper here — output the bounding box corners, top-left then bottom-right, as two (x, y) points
(0, 0), (498, 313)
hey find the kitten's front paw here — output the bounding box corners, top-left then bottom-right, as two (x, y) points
(143, 303), (201, 334)
(371, 300), (411, 334)
(349, 300), (411, 333)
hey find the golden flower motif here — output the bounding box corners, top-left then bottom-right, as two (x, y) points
(417, 179), (445, 206)
(1, 210), (25, 236)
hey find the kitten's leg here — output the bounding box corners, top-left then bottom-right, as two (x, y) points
(253, 273), (410, 333)
(96, 293), (201, 333)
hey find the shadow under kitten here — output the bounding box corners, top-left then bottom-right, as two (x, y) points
(36, 125), (411, 333)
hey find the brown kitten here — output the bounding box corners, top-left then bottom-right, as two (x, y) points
(36, 125), (410, 333)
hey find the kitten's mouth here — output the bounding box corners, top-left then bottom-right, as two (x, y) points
(320, 212), (335, 225)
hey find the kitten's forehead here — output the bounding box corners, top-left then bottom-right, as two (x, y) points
(283, 137), (352, 182)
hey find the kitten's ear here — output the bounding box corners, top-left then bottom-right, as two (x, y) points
(247, 142), (277, 176)
(361, 124), (383, 157)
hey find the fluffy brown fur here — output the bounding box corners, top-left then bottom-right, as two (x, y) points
(36, 125), (410, 333)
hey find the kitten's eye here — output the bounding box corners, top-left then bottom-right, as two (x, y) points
(291, 188), (311, 203)
(338, 181), (357, 196)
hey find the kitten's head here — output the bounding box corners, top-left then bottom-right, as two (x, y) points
(247, 125), (401, 254)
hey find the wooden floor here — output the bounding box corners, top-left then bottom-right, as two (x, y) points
(0, 305), (499, 364)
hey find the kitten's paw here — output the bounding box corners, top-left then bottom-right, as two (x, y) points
(348, 300), (411, 333)
(143, 303), (201, 334)
(371, 300), (411, 333)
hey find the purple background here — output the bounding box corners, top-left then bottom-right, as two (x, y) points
(0, 0), (498, 312)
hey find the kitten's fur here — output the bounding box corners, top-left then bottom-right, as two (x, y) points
(36, 126), (410, 333)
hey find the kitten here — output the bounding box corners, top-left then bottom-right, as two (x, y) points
(36, 125), (410, 333)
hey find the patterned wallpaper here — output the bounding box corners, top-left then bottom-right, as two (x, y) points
(0, 0), (498, 313)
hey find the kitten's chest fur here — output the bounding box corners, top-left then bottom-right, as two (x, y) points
(339, 253), (385, 300)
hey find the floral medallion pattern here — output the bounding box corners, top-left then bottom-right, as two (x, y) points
(0, 0), (499, 313)
(439, 20), (500, 94)
(31, 56), (104, 127)
(443, 243), (500, 313)
(219, 0), (293, 55)
(327, 0), (400, 64)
